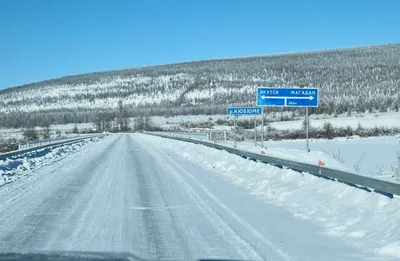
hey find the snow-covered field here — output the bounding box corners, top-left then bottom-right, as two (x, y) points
(1, 112), (398, 141)
(151, 112), (400, 131)
(142, 134), (400, 260)
(0, 126), (89, 141)
(157, 132), (353, 172)
(167, 132), (400, 180)
(265, 137), (400, 178)
(221, 136), (400, 178)
(152, 114), (258, 126)
(270, 112), (400, 130)
(47, 123), (94, 131)
(151, 111), (400, 179)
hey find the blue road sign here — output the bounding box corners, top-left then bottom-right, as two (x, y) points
(257, 87), (319, 107)
(228, 107), (262, 115)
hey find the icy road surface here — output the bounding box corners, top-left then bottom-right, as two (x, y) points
(0, 134), (365, 260)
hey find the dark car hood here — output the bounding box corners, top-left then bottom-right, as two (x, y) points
(0, 252), (248, 261)
(0, 251), (145, 261)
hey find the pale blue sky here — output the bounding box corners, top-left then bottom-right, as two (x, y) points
(0, 0), (399, 89)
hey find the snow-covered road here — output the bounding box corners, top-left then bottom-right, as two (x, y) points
(0, 134), (378, 260)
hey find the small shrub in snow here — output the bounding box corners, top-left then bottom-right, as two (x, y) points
(392, 151), (400, 179)
(353, 152), (366, 172)
(373, 165), (388, 176)
(322, 122), (335, 139)
(72, 124), (79, 134)
(0, 139), (18, 153)
(215, 119), (227, 125)
(237, 120), (253, 129)
(23, 128), (38, 141)
(331, 149), (345, 164)
(42, 124), (51, 139)
(258, 124), (400, 141)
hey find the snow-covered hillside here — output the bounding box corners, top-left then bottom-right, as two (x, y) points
(0, 44), (399, 128)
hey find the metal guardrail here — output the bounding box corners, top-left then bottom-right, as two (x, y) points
(147, 132), (400, 198)
(0, 134), (104, 160)
(18, 136), (82, 150)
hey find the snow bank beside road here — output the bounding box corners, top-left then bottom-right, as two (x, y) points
(261, 136), (400, 180)
(219, 140), (352, 172)
(141, 134), (400, 260)
(238, 137), (400, 180)
(158, 133), (352, 172)
(174, 132), (400, 180)
(0, 137), (103, 186)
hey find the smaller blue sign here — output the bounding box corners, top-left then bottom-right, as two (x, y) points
(228, 107), (262, 115)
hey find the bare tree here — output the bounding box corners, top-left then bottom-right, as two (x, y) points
(72, 124), (79, 134)
(23, 128), (38, 141)
(353, 152), (366, 172)
(392, 150), (400, 179)
(42, 122), (51, 139)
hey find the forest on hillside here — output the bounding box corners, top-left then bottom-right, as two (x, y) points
(0, 44), (399, 128)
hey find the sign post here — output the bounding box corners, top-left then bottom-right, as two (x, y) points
(234, 115), (237, 148)
(257, 87), (319, 152)
(306, 107), (309, 152)
(261, 107), (264, 148)
(254, 115), (257, 145)
(228, 107), (262, 149)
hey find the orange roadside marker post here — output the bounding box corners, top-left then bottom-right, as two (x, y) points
(318, 160), (325, 174)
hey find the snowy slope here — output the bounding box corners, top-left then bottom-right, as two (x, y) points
(0, 44), (399, 129)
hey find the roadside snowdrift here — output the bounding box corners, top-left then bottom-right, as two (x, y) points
(141, 134), (400, 260)
(0, 137), (103, 186)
